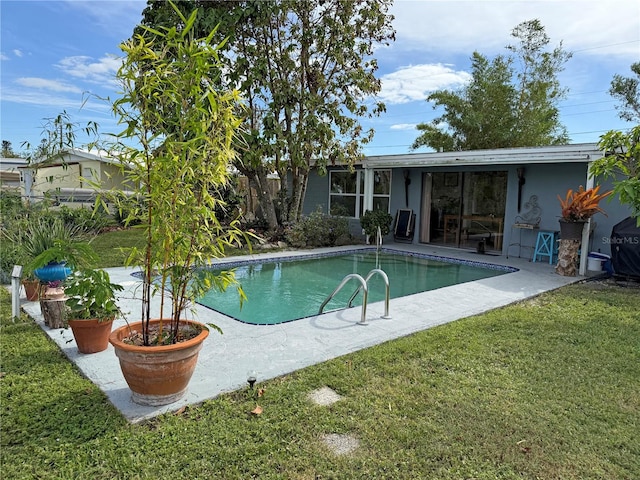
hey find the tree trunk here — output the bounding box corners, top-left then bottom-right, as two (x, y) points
(555, 239), (581, 276)
(40, 299), (67, 328)
(288, 167), (308, 223)
(242, 166), (278, 230)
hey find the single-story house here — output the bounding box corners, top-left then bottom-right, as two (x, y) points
(302, 142), (634, 275)
(0, 157), (28, 192)
(18, 149), (133, 206)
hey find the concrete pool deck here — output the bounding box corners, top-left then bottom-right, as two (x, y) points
(21, 244), (583, 423)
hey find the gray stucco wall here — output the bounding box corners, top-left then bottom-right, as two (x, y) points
(304, 169), (329, 214)
(303, 163), (634, 255)
(303, 167), (367, 240)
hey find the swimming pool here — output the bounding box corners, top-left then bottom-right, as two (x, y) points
(198, 248), (516, 325)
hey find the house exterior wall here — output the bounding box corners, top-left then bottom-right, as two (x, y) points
(302, 144), (634, 259)
(31, 163), (83, 197)
(387, 162), (632, 257)
(99, 163), (131, 191)
(303, 167), (367, 239)
(304, 168), (330, 213)
(587, 175), (633, 256)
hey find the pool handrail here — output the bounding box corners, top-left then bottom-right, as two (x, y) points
(347, 268), (391, 319)
(318, 273), (368, 324)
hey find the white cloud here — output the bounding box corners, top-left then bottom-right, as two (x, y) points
(0, 52), (9, 61)
(16, 77), (82, 93)
(1, 87), (82, 108)
(390, 0), (639, 60)
(377, 63), (471, 104)
(12, 49), (23, 57)
(390, 123), (418, 131)
(55, 55), (121, 85)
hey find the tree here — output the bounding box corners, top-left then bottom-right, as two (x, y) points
(609, 61), (640, 123)
(137, 0), (395, 228)
(1, 140), (18, 157)
(412, 19), (571, 151)
(590, 126), (640, 225)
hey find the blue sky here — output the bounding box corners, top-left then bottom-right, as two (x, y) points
(1, 0), (638, 157)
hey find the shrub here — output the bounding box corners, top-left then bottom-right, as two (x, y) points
(285, 210), (352, 248)
(58, 205), (115, 234)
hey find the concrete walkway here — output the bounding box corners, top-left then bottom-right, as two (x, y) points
(21, 244), (582, 423)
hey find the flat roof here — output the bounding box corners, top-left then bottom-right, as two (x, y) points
(363, 143), (603, 168)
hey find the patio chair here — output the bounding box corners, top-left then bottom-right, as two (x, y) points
(393, 209), (415, 243)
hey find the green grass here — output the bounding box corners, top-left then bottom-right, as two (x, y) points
(1, 283), (639, 479)
(89, 227), (251, 268)
(88, 228), (146, 268)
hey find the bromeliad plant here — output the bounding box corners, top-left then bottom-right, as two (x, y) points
(558, 185), (612, 222)
(556, 185), (612, 277)
(106, 2), (248, 346)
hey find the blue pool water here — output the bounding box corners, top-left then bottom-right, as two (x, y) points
(198, 249), (515, 325)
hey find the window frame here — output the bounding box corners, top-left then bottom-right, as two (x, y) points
(328, 169), (391, 218)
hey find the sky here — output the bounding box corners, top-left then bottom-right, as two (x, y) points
(1, 0), (639, 158)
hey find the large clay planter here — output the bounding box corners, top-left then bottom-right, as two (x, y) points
(109, 319), (209, 406)
(68, 318), (114, 354)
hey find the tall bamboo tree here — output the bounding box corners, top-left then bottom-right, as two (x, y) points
(412, 19), (571, 151)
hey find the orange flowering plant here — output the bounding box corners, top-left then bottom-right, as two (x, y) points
(558, 185), (612, 222)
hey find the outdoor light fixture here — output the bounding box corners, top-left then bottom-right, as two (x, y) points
(404, 170), (411, 207)
(517, 167), (526, 212)
(247, 370), (257, 389)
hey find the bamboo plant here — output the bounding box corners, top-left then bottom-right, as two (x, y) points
(106, 3), (247, 345)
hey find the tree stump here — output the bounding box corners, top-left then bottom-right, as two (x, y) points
(555, 239), (581, 276)
(40, 299), (67, 329)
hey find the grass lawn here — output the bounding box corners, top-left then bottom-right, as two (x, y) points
(89, 227), (251, 268)
(1, 280), (638, 479)
(88, 227), (146, 268)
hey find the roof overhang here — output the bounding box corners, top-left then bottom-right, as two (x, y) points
(362, 143), (603, 169)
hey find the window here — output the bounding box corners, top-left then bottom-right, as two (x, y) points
(329, 169), (391, 218)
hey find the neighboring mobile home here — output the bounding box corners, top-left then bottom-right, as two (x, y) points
(18, 149), (133, 206)
(0, 157), (27, 192)
(302, 143), (633, 275)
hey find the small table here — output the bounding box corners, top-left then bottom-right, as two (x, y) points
(506, 223), (539, 259)
(443, 215), (504, 250)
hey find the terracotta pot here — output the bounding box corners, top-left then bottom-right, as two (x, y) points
(109, 319), (209, 406)
(68, 318), (114, 354)
(22, 279), (40, 301)
(559, 219), (586, 241)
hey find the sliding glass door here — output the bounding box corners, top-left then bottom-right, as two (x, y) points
(422, 171), (507, 251)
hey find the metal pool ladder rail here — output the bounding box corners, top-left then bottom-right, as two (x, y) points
(318, 269), (391, 325)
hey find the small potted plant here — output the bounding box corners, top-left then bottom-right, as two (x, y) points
(65, 269), (124, 354)
(557, 185), (612, 238)
(360, 209), (393, 244)
(23, 219), (97, 327)
(556, 185), (612, 276)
